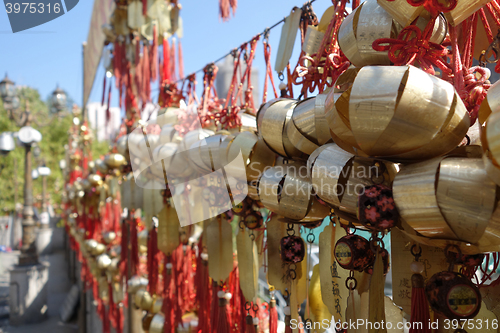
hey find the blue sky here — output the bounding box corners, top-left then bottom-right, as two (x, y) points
(0, 0), (332, 108)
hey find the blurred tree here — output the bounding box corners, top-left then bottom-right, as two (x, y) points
(0, 86), (112, 214)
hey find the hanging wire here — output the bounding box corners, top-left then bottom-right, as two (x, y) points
(167, 0), (318, 86)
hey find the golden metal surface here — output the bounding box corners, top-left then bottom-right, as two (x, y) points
(476, 202), (500, 248)
(286, 118), (319, 155)
(260, 99), (296, 157)
(357, 0), (398, 65)
(436, 158), (496, 244)
(389, 92), (470, 161)
(302, 25), (325, 55)
(236, 228), (258, 302)
(350, 66), (468, 159)
(486, 111), (500, 167)
(377, 0), (423, 27)
(314, 90), (332, 145)
(349, 66), (408, 154)
(338, 4), (364, 67)
(393, 158), (459, 240)
(480, 76), (500, 125)
(276, 165), (311, 220)
(309, 143), (353, 208)
(282, 107), (309, 160)
(292, 98), (318, 143)
(206, 216), (234, 282)
(444, 0), (493, 26)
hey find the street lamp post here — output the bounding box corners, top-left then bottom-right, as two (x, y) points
(0, 74), (66, 265)
(0, 74), (67, 325)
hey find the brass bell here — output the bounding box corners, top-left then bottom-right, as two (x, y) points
(102, 231), (117, 244)
(127, 276), (149, 294)
(85, 239), (98, 252)
(148, 313), (165, 333)
(142, 313), (155, 332)
(91, 243), (106, 256)
(88, 174), (102, 187)
(105, 153), (126, 169)
(96, 254), (112, 270)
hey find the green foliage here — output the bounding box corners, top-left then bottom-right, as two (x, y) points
(0, 87), (112, 214)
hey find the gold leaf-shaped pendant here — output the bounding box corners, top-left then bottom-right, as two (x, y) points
(236, 228), (259, 302)
(207, 216), (234, 283)
(128, 1), (145, 29)
(319, 220), (350, 322)
(157, 205), (180, 256)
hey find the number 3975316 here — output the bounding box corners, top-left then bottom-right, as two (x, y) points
(5, 2), (61, 14)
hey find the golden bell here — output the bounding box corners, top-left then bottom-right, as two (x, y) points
(105, 153), (126, 169)
(127, 276), (149, 294)
(91, 243), (106, 256)
(393, 156), (500, 250)
(326, 65), (470, 161)
(258, 98), (308, 160)
(224, 131), (276, 182)
(308, 143), (397, 218)
(85, 239), (98, 252)
(102, 231), (117, 244)
(149, 313), (165, 333)
(258, 160), (330, 223)
(339, 0), (402, 67)
(142, 313), (155, 332)
(88, 174), (102, 187)
(150, 297), (163, 314)
(96, 254), (112, 270)
(95, 159), (108, 174)
(107, 258), (120, 273)
(134, 289), (154, 310)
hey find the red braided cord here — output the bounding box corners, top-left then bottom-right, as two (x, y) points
(372, 22), (451, 76)
(263, 41), (278, 104)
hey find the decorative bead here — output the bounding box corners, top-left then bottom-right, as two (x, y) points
(217, 290), (225, 298)
(253, 317), (260, 325)
(200, 253), (209, 261)
(410, 261), (425, 274)
(166, 263), (173, 269)
(224, 292), (232, 300)
(279, 82), (287, 90)
(283, 306), (291, 315)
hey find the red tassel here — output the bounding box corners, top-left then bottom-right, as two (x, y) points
(178, 40), (184, 79)
(210, 282), (220, 332)
(143, 45), (151, 103)
(163, 257), (175, 333)
(269, 299), (278, 333)
(102, 303), (110, 333)
(147, 224), (159, 295)
(119, 218), (128, 278)
(130, 217), (139, 275)
(108, 282), (117, 330)
(151, 25), (158, 82)
(163, 38), (171, 84)
(245, 313), (256, 333)
(409, 274), (431, 333)
(217, 293), (231, 333)
(170, 40), (177, 82)
(142, 0), (147, 16)
(195, 243), (211, 333)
